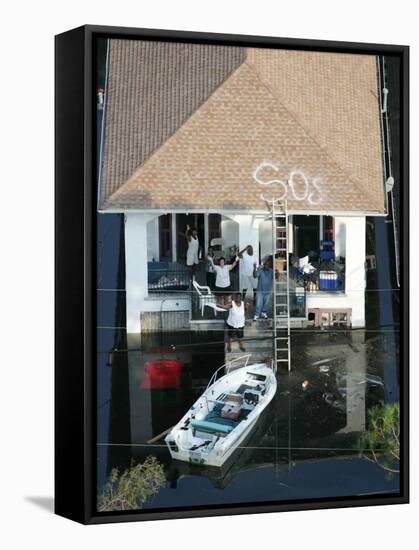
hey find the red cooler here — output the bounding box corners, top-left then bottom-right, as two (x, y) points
(140, 360), (184, 389)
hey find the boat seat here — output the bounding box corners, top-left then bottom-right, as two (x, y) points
(191, 418), (233, 435)
(246, 372), (266, 382)
(236, 383), (263, 394)
(205, 410), (238, 426)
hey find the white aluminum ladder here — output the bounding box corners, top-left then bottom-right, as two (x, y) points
(271, 200), (291, 372)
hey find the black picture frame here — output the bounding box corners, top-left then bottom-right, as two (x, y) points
(55, 24), (409, 525)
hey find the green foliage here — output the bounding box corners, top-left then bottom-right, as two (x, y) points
(358, 403), (400, 476)
(97, 455), (166, 512)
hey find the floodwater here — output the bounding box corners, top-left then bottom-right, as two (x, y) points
(95, 209), (401, 511)
(96, 323), (400, 511)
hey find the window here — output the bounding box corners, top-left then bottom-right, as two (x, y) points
(322, 216), (335, 241)
(293, 215), (320, 258)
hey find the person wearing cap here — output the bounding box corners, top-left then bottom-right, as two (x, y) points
(238, 244), (258, 302)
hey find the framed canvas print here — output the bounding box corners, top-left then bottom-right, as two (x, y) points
(55, 25), (409, 524)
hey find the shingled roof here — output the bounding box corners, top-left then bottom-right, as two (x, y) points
(99, 39), (386, 215)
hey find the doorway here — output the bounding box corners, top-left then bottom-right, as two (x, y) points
(176, 214), (205, 264)
(293, 215), (320, 259)
(158, 214), (173, 261)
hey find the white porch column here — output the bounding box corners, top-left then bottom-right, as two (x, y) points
(125, 213), (155, 334)
(171, 214), (177, 262)
(288, 215), (294, 254)
(204, 213), (209, 256)
(341, 216), (366, 327)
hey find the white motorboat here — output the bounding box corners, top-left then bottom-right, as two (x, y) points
(165, 355), (277, 467)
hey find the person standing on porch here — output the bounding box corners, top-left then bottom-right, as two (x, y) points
(185, 225), (200, 280)
(253, 260), (273, 320)
(216, 293), (246, 352)
(207, 255), (238, 304)
(238, 245), (257, 302)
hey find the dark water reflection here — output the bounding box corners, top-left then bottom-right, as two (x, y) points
(96, 328), (400, 510)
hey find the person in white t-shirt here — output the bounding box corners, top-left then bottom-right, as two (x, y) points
(238, 245), (258, 301)
(207, 255), (238, 304)
(216, 292), (247, 352)
(184, 225), (201, 279)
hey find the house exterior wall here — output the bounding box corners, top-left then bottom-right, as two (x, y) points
(306, 216), (366, 327)
(125, 213), (155, 333)
(126, 212), (366, 332)
(126, 213), (192, 334)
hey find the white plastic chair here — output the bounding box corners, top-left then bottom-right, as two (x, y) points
(192, 280), (218, 317)
(210, 237), (225, 248)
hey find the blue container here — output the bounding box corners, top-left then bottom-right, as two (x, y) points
(295, 287), (305, 304)
(320, 250), (335, 261)
(320, 240), (335, 261)
(319, 271), (338, 290)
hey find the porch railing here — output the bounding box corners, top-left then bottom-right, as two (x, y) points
(148, 262), (190, 292)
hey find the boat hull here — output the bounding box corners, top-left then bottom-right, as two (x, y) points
(176, 413), (260, 467)
(165, 360), (277, 467)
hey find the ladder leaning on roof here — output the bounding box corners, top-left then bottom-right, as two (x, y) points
(271, 199), (291, 372)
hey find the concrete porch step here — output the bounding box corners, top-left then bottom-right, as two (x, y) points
(245, 319), (273, 330)
(225, 349), (273, 366)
